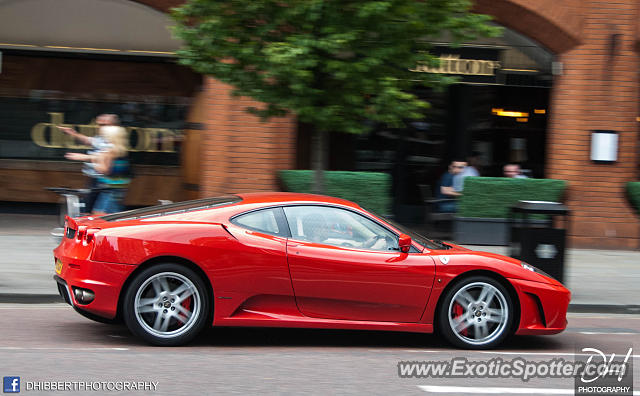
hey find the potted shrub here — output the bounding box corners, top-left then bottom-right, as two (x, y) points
(455, 177), (566, 245)
(279, 170), (392, 215)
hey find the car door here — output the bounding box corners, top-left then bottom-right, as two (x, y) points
(223, 207), (293, 300)
(283, 205), (435, 323)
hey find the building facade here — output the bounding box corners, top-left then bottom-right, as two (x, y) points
(0, 0), (638, 248)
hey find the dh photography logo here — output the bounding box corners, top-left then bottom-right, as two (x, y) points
(574, 346), (633, 396)
(3, 376), (20, 393)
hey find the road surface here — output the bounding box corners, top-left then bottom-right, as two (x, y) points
(0, 305), (638, 395)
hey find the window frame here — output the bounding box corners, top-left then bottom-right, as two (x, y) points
(280, 204), (421, 253)
(229, 206), (290, 237)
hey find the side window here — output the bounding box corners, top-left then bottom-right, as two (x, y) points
(283, 206), (399, 252)
(232, 208), (281, 236)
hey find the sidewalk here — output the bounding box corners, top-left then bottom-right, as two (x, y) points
(0, 213), (638, 313)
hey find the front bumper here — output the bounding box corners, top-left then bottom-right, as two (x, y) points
(510, 277), (571, 335)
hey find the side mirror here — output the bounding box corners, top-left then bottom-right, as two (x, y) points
(398, 234), (412, 253)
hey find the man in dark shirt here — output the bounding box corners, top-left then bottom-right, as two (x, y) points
(436, 159), (466, 212)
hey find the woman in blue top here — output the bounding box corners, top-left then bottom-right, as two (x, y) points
(60, 114), (119, 213)
(90, 125), (131, 215)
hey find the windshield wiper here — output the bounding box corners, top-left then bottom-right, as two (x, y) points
(430, 239), (452, 250)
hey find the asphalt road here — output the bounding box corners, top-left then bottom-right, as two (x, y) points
(0, 305), (638, 395)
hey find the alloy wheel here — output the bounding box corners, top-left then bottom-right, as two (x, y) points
(133, 272), (202, 339)
(446, 281), (510, 347)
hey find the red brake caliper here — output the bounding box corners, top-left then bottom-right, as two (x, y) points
(178, 296), (192, 325)
(453, 303), (468, 337)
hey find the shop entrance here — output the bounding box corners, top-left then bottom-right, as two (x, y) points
(424, 83), (550, 182)
(354, 82), (550, 224)
(295, 25), (557, 224)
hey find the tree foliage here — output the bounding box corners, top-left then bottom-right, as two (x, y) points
(172, 0), (499, 134)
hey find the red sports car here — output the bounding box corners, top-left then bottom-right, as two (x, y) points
(53, 192), (570, 348)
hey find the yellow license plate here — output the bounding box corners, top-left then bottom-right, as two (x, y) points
(55, 259), (63, 274)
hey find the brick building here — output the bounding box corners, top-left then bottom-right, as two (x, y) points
(0, 0), (638, 248)
(472, 0), (640, 249)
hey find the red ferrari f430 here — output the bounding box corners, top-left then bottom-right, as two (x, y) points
(53, 193), (570, 349)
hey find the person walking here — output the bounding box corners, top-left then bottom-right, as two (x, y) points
(89, 125), (131, 215)
(59, 114), (120, 213)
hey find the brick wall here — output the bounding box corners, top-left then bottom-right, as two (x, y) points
(131, 0), (182, 13)
(546, 1), (640, 248)
(478, 0), (640, 248)
(136, 0), (298, 196)
(474, 0), (583, 54)
(199, 78), (297, 197)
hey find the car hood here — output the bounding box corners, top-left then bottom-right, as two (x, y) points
(431, 245), (564, 287)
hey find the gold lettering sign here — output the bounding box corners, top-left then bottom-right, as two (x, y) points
(30, 112), (179, 153)
(411, 54), (501, 76)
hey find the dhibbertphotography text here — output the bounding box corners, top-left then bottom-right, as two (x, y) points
(25, 381), (158, 392)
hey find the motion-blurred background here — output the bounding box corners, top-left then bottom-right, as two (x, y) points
(0, 0), (639, 250)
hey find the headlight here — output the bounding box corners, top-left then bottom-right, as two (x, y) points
(520, 261), (555, 280)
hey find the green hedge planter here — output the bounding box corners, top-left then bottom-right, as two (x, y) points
(627, 182), (640, 215)
(279, 170), (391, 215)
(455, 177), (566, 245)
(458, 177), (567, 218)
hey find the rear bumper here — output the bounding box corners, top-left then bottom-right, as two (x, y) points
(54, 275), (73, 305)
(510, 278), (571, 335)
(53, 255), (136, 319)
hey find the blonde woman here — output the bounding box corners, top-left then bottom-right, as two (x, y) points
(65, 125), (131, 214)
(59, 114), (119, 213)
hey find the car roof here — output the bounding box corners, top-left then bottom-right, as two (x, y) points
(234, 192), (362, 210)
(96, 192), (364, 224)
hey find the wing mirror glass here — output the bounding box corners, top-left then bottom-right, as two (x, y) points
(398, 234), (412, 253)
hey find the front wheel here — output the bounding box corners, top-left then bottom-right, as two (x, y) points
(123, 264), (210, 346)
(437, 276), (514, 349)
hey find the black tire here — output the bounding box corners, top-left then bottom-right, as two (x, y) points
(122, 263), (211, 346)
(437, 275), (514, 349)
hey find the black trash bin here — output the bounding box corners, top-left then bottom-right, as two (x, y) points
(509, 201), (570, 283)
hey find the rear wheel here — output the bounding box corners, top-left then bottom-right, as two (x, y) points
(123, 263), (210, 346)
(437, 276), (514, 349)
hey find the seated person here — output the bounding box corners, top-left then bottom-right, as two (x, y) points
(436, 159), (466, 213)
(300, 214), (393, 251)
(503, 163), (528, 178)
(301, 214), (330, 243)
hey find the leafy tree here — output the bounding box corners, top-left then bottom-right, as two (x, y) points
(172, 0), (498, 193)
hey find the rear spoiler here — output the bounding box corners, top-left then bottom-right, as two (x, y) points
(65, 216), (78, 230)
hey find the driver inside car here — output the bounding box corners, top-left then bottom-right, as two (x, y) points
(301, 214), (330, 244)
(363, 234), (390, 250)
(300, 212), (392, 251)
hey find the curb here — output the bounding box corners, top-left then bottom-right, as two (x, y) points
(0, 294), (63, 304)
(1, 294), (640, 315)
(567, 304), (640, 315)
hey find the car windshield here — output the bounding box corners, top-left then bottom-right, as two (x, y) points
(101, 195), (242, 221)
(372, 212), (448, 250)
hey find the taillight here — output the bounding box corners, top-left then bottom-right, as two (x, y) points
(76, 226), (87, 241)
(85, 228), (99, 244)
(73, 225), (100, 245)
